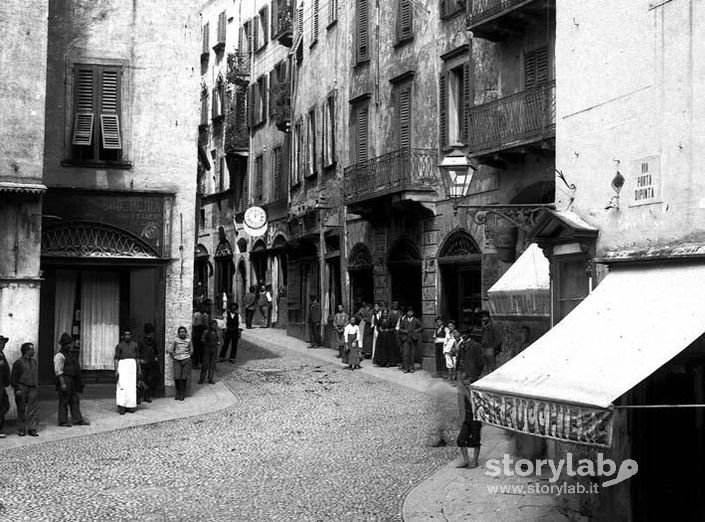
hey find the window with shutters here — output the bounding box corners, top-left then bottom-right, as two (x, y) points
(256, 7), (269, 51)
(395, 83), (412, 149)
(396, 0), (413, 44)
(241, 20), (253, 55)
(355, 0), (370, 64)
(273, 146), (283, 199)
(328, 0), (338, 27)
(212, 77), (225, 122)
(311, 0), (319, 47)
(292, 117), (304, 186)
(202, 23), (210, 56)
(524, 46), (550, 88)
(251, 75), (268, 127)
(439, 0), (465, 20)
(214, 11), (226, 52)
(219, 156), (226, 192)
(351, 102), (369, 164)
(322, 92), (336, 167)
(200, 86), (209, 127)
(70, 64), (124, 163)
(439, 55), (470, 149)
(255, 154), (264, 202)
(306, 107), (317, 177)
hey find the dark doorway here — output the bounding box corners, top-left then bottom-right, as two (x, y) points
(438, 230), (482, 332)
(348, 243), (373, 310)
(387, 238), (422, 313)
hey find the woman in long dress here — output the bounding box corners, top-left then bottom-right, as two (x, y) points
(344, 316), (361, 370)
(373, 309), (400, 367)
(114, 329), (140, 415)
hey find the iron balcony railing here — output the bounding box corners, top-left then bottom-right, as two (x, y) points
(226, 52), (250, 85)
(467, 81), (555, 156)
(468, 0), (536, 28)
(343, 148), (440, 205)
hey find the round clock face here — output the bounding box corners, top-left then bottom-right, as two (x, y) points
(244, 206), (267, 229)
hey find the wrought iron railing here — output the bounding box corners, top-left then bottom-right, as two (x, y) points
(276, 6), (293, 46)
(343, 148), (440, 204)
(467, 81), (555, 155)
(226, 53), (250, 85)
(468, 0), (534, 27)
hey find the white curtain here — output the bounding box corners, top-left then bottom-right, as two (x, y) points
(81, 271), (120, 370)
(54, 270), (78, 354)
(271, 256), (279, 325)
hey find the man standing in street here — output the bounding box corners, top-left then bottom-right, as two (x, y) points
(138, 323), (159, 403)
(219, 302), (241, 363)
(199, 319), (220, 384)
(191, 300), (210, 369)
(11, 342), (39, 436)
(54, 333), (89, 427)
(0, 336), (10, 438)
(398, 308), (423, 373)
(479, 310), (502, 374)
(308, 295), (322, 348)
(244, 286), (257, 329)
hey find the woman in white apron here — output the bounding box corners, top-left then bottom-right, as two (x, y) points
(114, 329), (139, 415)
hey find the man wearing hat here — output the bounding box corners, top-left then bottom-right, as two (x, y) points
(11, 342), (39, 436)
(0, 335), (10, 438)
(54, 333), (89, 427)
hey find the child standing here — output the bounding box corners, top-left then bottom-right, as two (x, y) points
(168, 326), (193, 401)
(443, 321), (459, 381)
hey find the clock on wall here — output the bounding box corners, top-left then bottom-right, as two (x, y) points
(244, 206), (267, 230)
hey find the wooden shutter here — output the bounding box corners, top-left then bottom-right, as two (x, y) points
(254, 16), (260, 49)
(524, 47), (548, 88)
(256, 155), (263, 201)
(72, 67), (95, 146)
(357, 106), (368, 163)
(218, 11), (226, 43)
(297, 4), (304, 35)
(248, 84), (255, 127)
(202, 23), (209, 53)
(329, 0), (337, 23)
(357, 0), (369, 62)
(273, 146), (282, 199)
(399, 0), (413, 41)
(313, 0), (319, 41)
(462, 61), (472, 144)
(271, 0), (278, 38)
(219, 156), (225, 191)
(399, 85), (411, 149)
(262, 7), (269, 43)
(439, 72), (448, 149)
(269, 70), (276, 119)
(439, 0), (447, 19)
(262, 76), (268, 123)
(100, 69), (121, 149)
(329, 96), (336, 163)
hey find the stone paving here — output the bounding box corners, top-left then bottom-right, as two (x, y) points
(0, 330), (459, 521)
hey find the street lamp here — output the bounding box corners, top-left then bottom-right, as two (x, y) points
(438, 142), (478, 214)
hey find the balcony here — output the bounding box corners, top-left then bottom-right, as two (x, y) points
(276, 6), (293, 47)
(226, 53), (250, 86)
(467, 81), (555, 162)
(467, 0), (554, 41)
(343, 148), (440, 215)
(224, 114), (248, 155)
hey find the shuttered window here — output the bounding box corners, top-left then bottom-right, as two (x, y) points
(397, 0), (413, 43)
(242, 21), (252, 54)
(255, 155), (264, 202)
(440, 0), (464, 20)
(327, 94), (336, 165)
(328, 0), (338, 24)
(524, 46), (549, 88)
(273, 146), (283, 199)
(201, 88), (209, 125)
(312, 0), (319, 44)
(354, 105), (369, 163)
(438, 73), (448, 149)
(217, 11), (226, 44)
(71, 64), (123, 162)
(297, 4), (304, 36)
(439, 61), (468, 149)
(219, 156), (225, 191)
(258, 7), (269, 48)
(306, 108), (317, 176)
(356, 0), (369, 64)
(202, 23), (210, 54)
(398, 84), (411, 148)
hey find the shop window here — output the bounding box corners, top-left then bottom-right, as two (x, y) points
(70, 64), (123, 163)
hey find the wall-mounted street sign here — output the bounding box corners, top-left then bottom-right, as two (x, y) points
(243, 206), (268, 237)
(629, 156), (661, 207)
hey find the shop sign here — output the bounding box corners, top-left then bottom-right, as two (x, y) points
(470, 388), (614, 447)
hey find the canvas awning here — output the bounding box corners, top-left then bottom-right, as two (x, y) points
(487, 243), (549, 318)
(471, 264), (705, 447)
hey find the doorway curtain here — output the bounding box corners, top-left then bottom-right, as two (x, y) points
(54, 270), (78, 354)
(80, 271), (120, 370)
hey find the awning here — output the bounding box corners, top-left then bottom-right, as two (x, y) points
(487, 243), (549, 318)
(471, 264), (705, 447)
(0, 181), (47, 195)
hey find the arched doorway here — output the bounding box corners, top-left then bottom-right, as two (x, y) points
(214, 238), (234, 312)
(387, 238), (422, 313)
(438, 229), (482, 332)
(236, 259), (247, 311)
(251, 239), (267, 285)
(348, 243), (373, 309)
(194, 244), (211, 303)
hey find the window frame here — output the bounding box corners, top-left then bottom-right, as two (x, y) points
(439, 48), (471, 151)
(350, 98), (370, 165)
(306, 106), (317, 177)
(355, 0), (370, 65)
(395, 0), (414, 46)
(256, 6), (269, 52)
(327, 0), (339, 29)
(255, 154), (265, 202)
(310, 0), (320, 48)
(439, 0), (465, 21)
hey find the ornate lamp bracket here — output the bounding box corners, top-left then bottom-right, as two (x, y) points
(462, 204), (554, 233)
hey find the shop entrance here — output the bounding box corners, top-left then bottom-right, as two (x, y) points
(438, 230), (482, 332)
(387, 238), (422, 313)
(348, 243), (373, 309)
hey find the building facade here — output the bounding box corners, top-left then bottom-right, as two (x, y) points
(36, 0), (199, 391)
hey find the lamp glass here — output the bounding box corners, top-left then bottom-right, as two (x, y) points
(438, 143), (474, 200)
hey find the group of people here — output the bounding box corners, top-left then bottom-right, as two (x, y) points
(328, 300), (424, 373)
(243, 284), (273, 329)
(192, 301), (242, 385)
(0, 335), (42, 438)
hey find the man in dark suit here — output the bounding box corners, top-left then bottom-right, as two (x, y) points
(398, 308), (423, 373)
(309, 295), (322, 348)
(219, 302), (241, 363)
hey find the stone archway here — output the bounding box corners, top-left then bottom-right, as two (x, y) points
(348, 243), (374, 309)
(387, 238), (422, 314)
(438, 229), (482, 332)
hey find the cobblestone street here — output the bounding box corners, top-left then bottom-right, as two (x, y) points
(0, 333), (458, 521)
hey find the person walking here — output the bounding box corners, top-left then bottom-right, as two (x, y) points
(479, 311), (502, 374)
(398, 308), (423, 374)
(333, 304), (349, 361)
(168, 326), (193, 401)
(138, 323), (159, 403)
(344, 316), (361, 370)
(11, 342), (39, 436)
(456, 333), (485, 468)
(115, 330), (140, 415)
(191, 301), (210, 369)
(54, 333), (89, 427)
(219, 303), (241, 363)
(0, 335), (10, 438)
(244, 286), (257, 329)
(433, 317), (449, 379)
(199, 320), (220, 384)
(308, 295), (322, 348)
